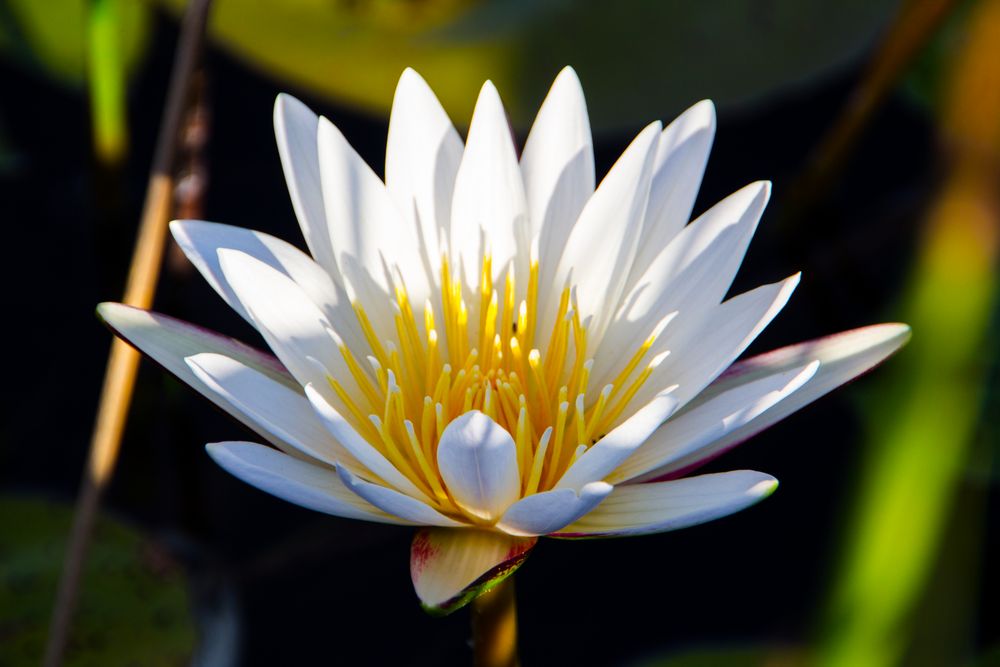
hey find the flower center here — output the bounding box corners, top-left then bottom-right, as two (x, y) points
(325, 252), (664, 516)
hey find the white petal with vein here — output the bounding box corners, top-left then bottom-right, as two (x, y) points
(336, 466), (463, 527)
(497, 481), (612, 536)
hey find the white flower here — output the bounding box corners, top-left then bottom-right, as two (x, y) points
(99, 67), (909, 613)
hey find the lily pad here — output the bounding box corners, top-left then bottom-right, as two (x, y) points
(0, 496), (195, 666)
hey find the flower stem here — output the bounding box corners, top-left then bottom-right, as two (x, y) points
(471, 577), (519, 667)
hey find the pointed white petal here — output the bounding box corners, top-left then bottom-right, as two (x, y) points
(555, 391), (679, 493)
(186, 352), (348, 467)
(496, 481), (612, 536)
(628, 100), (716, 288)
(169, 220), (365, 353)
(304, 384), (431, 501)
(317, 116), (431, 334)
(644, 324), (911, 481)
(450, 81), (528, 291)
(411, 528), (535, 614)
(594, 181), (770, 387)
(630, 273), (800, 415)
(206, 441), (411, 524)
(273, 94), (338, 278)
(436, 411), (521, 521)
(336, 466), (463, 527)
(385, 68), (463, 269)
(609, 362), (818, 484)
(541, 121), (660, 353)
(97, 304), (321, 459)
(520, 66), (594, 258)
(552, 470), (778, 538)
(216, 249), (356, 402)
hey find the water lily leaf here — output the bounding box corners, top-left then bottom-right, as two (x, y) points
(151, 0), (895, 130)
(0, 0), (150, 87)
(0, 496), (195, 666)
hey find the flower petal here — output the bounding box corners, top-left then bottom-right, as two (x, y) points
(411, 528), (535, 614)
(608, 361), (818, 484)
(555, 391), (679, 493)
(97, 304), (314, 458)
(643, 323), (911, 481)
(336, 466), (463, 527)
(216, 249), (357, 402)
(206, 441), (411, 524)
(304, 384), (431, 502)
(627, 100), (716, 289)
(385, 68), (463, 270)
(186, 352), (349, 467)
(496, 481), (612, 536)
(594, 181), (770, 387)
(169, 220), (365, 353)
(552, 470), (778, 538)
(436, 411), (521, 521)
(317, 115), (431, 335)
(520, 66), (594, 263)
(273, 94), (338, 279)
(541, 121), (660, 353)
(450, 81), (527, 291)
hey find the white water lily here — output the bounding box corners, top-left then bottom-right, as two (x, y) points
(99, 67), (909, 614)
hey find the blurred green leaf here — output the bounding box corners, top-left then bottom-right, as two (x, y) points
(0, 0), (149, 87)
(0, 496), (195, 666)
(151, 0), (897, 130)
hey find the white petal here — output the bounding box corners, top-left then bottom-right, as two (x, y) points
(169, 220), (365, 353)
(630, 273), (800, 415)
(608, 361), (818, 484)
(555, 391), (679, 493)
(594, 181), (770, 387)
(552, 470), (778, 538)
(317, 116), (431, 336)
(496, 481), (612, 536)
(436, 411), (521, 521)
(541, 121), (660, 353)
(450, 81), (528, 292)
(216, 249), (356, 402)
(206, 441), (410, 524)
(97, 304), (314, 459)
(186, 352), (350, 467)
(273, 94), (338, 279)
(627, 100), (716, 289)
(303, 384), (431, 501)
(411, 528), (535, 613)
(336, 466), (463, 527)
(385, 68), (463, 270)
(643, 324), (911, 481)
(520, 66), (594, 260)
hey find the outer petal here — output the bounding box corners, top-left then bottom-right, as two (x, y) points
(186, 352), (351, 467)
(336, 467), (463, 528)
(97, 304), (314, 459)
(450, 81), (527, 292)
(169, 220), (365, 353)
(385, 67), (463, 271)
(304, 384), (431, 501)
(436, 411), (521, 522)
(411, 528), (536, 614)
(608, 362), (818, 484)
(206, 441), (411, 525)
(555, 391), (679, 493)
(643, 323), (911, 481)
(594, 181), (769, 387)
(274, 94), (338, 279)
(496, 481), (612, 537)
(520, 66), (594, 261)
(552, 470), (778, 538)
(627, 100), (716, 289)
